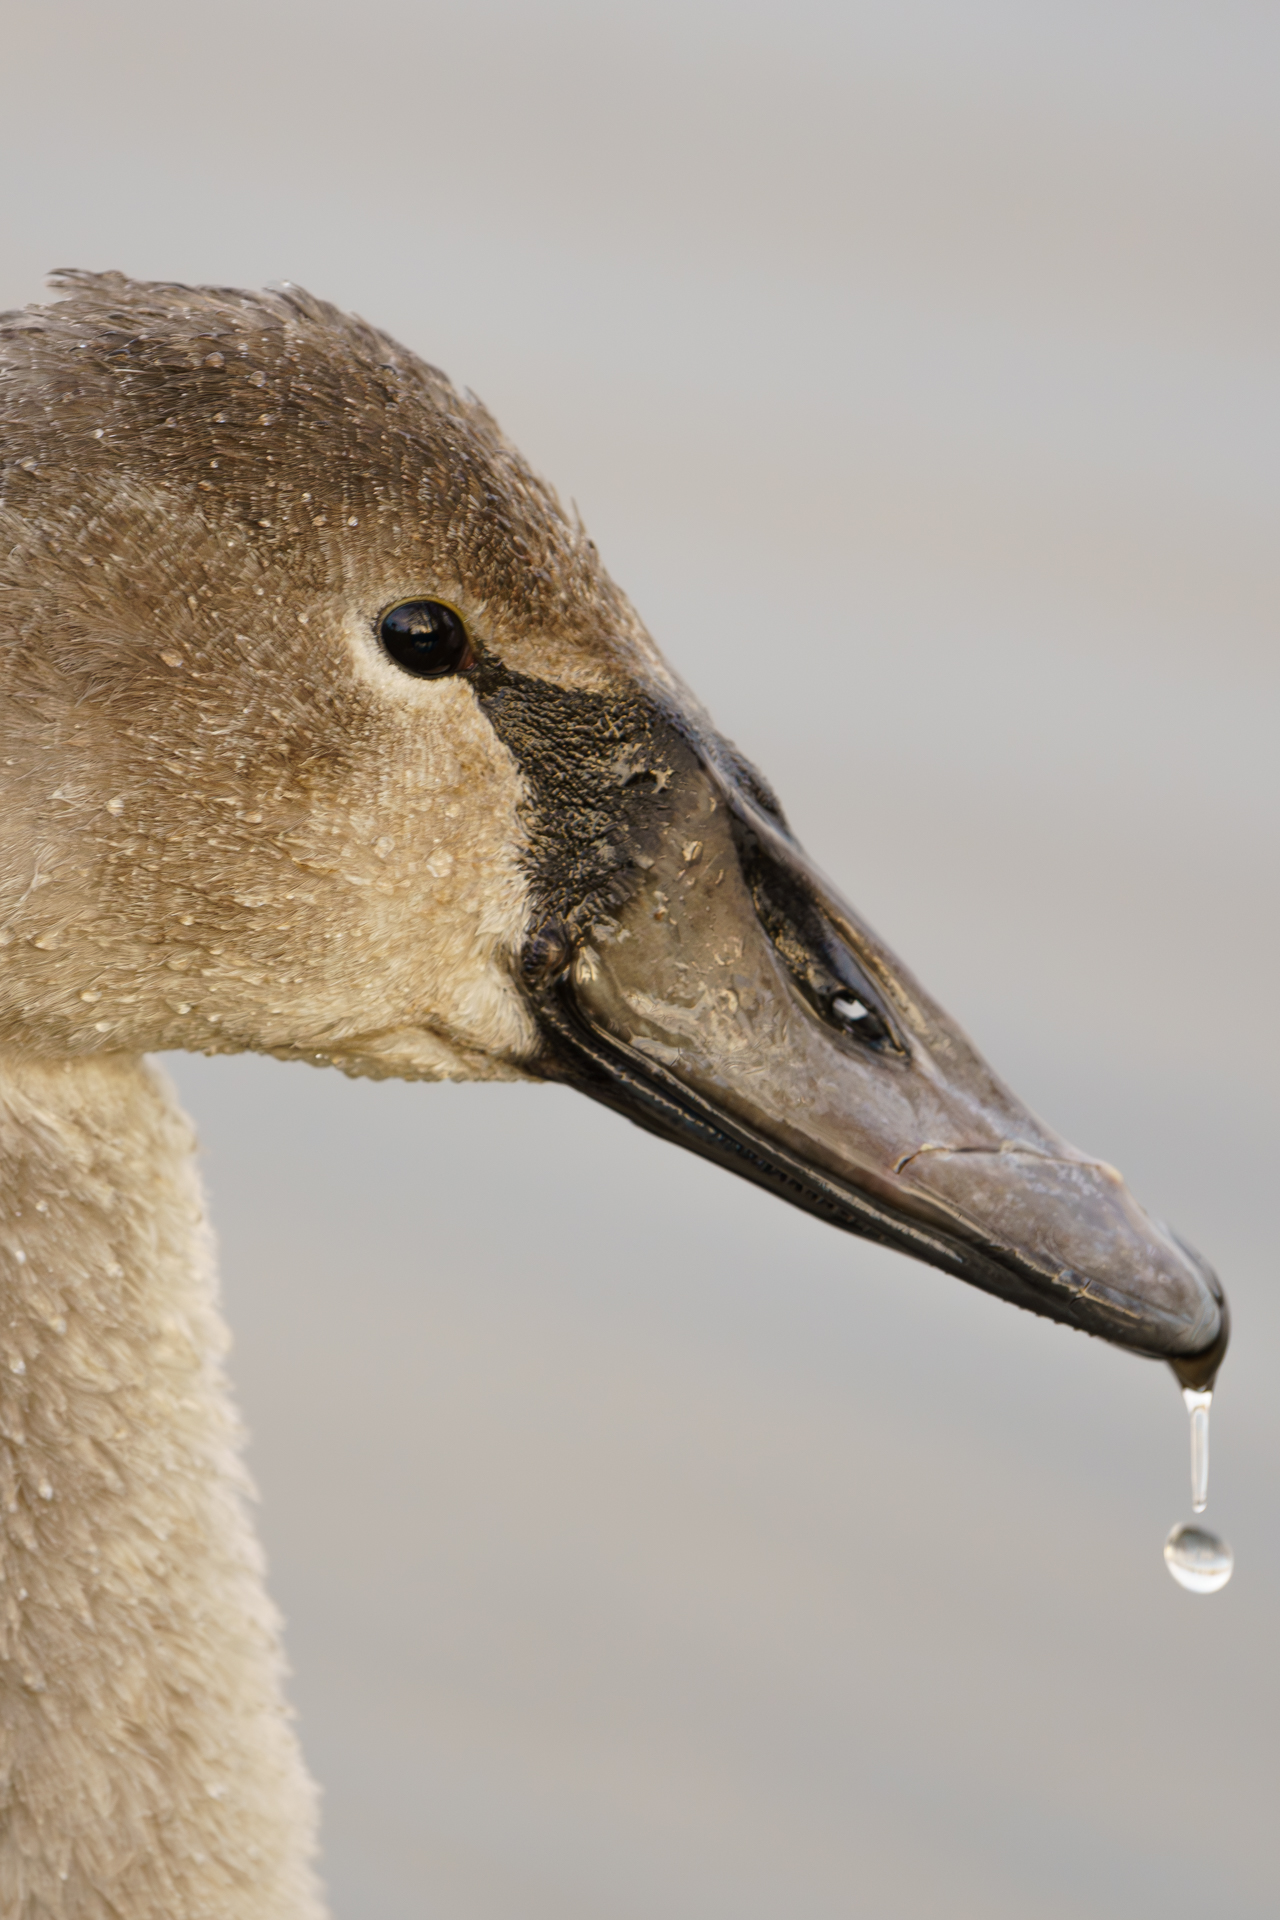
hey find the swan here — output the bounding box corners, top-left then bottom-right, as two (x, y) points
(0, 271), (1227, 1918)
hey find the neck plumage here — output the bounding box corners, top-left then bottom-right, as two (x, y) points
(0, 1052), (323, 1918)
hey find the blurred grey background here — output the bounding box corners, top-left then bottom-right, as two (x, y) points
(3, 2), (1278, 1914)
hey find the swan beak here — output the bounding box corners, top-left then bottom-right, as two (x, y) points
(525, 744), (1227, 1389)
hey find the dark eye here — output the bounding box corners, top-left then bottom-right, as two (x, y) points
(377, 599), (474, 678)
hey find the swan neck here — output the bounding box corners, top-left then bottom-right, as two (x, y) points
(0, 1051), (324, 1918)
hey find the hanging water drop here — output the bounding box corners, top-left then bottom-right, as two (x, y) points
(1183, 1386), (1211, 1512)
(1164, 1523), (1233, 1595)
(1164, 1379), (1232, 1594)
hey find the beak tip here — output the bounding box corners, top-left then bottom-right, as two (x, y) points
(896, 1149), (1229, 1379)
(1165, 1238), (1229, 1392)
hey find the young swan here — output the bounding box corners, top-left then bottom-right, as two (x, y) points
(0, 274), (1226, 1917)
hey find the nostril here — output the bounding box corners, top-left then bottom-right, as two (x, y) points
(730, 815), (899, 1053)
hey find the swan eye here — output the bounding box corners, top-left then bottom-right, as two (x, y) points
(377, 600), (473, 678)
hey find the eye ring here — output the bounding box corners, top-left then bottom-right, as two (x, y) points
(377, 599), (475, 678)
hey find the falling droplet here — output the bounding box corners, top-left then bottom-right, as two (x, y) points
(1164, 1523), (1233, 1595)
(1164, 1379), (1232, 1594)
(1184, 1386), (1212, 1513)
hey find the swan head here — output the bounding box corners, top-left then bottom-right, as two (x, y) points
(0, 271), (1227, 1388)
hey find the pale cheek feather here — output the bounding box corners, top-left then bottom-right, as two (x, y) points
(0, 566), (540, 1073)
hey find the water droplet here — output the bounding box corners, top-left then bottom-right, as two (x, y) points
(1184, 1386), (1211, 1512)
(1164, 1523), (1233, 1594)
